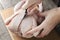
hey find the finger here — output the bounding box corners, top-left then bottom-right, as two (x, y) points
(14, 0), (26, 12)
(37, 29), (48, 38)
(27, 6), (39, 15)
(27, 4), (37, 13)
(37, 26), (53, 38)
(25, 25), (43, 36)
(38, 8), (59, 17)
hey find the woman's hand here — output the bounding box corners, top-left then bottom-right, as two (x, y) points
(26, 7), (60, 38)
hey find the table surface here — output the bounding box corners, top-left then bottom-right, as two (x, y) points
(0, 7), (60, 40)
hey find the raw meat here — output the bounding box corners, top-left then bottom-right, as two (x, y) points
(7, 0), (43, 38)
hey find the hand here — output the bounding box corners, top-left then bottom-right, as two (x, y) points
(26, 7), (60, 38)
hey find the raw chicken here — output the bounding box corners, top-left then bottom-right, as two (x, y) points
(7, 0), (43, 38)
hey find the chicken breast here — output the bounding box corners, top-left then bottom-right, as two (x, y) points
(20, 16), (38, 38)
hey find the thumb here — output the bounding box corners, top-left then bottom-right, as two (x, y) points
(37, 11), (49, 17)
(25, 26), (43, 35)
